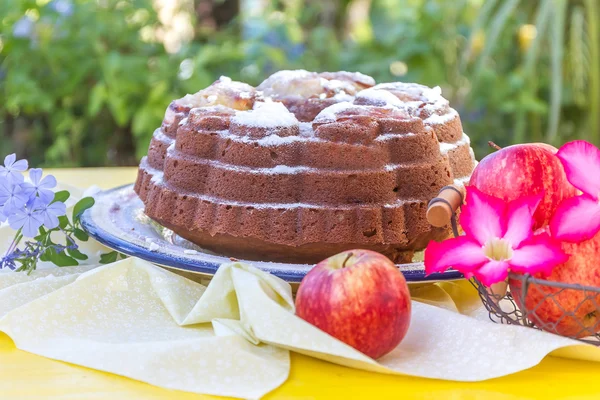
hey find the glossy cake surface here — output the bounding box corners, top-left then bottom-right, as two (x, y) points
(134, 70), (476, 263)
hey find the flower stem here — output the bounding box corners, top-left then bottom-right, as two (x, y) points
(5, 229), (23, 257)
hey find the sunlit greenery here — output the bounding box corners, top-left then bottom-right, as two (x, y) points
(0, 0), (597, 167)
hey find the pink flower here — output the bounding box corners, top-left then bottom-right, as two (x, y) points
(550, 140), (600, 242)
(424, 186), (568, 286)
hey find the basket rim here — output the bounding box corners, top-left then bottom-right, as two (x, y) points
(505, 272), (600, 292)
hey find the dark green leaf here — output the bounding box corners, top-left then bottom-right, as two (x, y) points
(34, 227), (48, 242)
(73, 197), (95, 223)
(52, 191), (71, 204)
(67, 247), (89, 261)
(58, 216), (70, 230)
(39, 250), (50, 262)
(99, 251), (118, 264)
(74, 228), (89, 241)
(44, 248), (79, 267)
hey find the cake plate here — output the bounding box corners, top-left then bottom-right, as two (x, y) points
(80, 184), (464, 284)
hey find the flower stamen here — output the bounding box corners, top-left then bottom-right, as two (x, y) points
(483, 238), (514, 262)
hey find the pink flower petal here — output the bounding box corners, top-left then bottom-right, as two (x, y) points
(424, 236), (487, 275)
(472, 260), (510, 286)
(556, 140), (600, 198)
(503, 194), (542, 247)
(550, 194), (600, 242)
(460, 186), (506, 246)
(510, 233), (568, 277)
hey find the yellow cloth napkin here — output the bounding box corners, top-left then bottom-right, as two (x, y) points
(0, 258), (598, 400)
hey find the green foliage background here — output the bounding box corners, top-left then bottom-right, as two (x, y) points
(0, 0), (598, 167)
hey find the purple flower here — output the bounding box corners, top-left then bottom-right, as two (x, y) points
(0, 180), (28, 213)
(0, 207), (6, 223)
(21, 168), (57, 205)
(32, 198), (66, 229)
(12, 16), (35, 39)
(8, 207), (44, 237)
(49, 0), (74, 16)
(0, 254), (16, 271)
(0, 154), (28, 184)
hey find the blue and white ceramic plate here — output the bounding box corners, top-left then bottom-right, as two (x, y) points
(80, 184), (463, 284)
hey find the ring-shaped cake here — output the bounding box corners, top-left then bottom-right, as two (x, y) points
(134, 70), (476, 264)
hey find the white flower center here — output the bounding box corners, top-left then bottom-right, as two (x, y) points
(482, 238), (513, 262)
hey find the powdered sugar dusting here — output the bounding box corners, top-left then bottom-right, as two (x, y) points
(270, 165), (306, 174)
(204, 128), (319, 147)
(299, 122), (314, 137)
(356, 88), (404, 107)
(163, 107), (177, 124)
(154, 129), (174, 143)
(426, 109), (458, 125)
(261, 70), (313, 85)
(313, 101), (356, 123)
(375, 133), (416, 142)
(439, 133), (471, 154)
(232, 101), (299, 128)
(258, 134), (305, 146)
(150, 170), (164, 184)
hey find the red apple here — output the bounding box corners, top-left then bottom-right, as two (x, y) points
(509, 229), (600, 338)
(469, 143), (577, 229)
(295, 249), (411, 359)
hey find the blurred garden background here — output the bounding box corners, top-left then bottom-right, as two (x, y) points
(0, 0), (598, 167)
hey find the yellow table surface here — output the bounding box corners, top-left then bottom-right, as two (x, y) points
(2, 167), (600, 400)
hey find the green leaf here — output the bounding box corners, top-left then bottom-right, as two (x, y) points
(44, 248), (79, 267)
(52, 190), (70, 204)
(73, 197), (95, 223)
(585, 0), (600, 143)
(546, 0), (567, 144)
(39, 250), (50, 262)
(459, 0), (499, 71)
(34, 227), (48, 242)
(514, 0), (552, 144)
(99, 251), (119, 264)
(58, 216), (70, 230)
(88, 83), (107, 117)
(73, 228), (89, 241)
(67, 247), (89, 261)
(473, 0), (521, 81)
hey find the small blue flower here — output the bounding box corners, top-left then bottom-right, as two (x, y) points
(0, 154), (28, 185)
(0, 180), (28, 214)
(21, 168), (57, 205)
(49, 0), (74, 16)
(0, 254), (16, 271)
(0, 206), (6, 223)
(32, 198), (66, 229)
(12, 16), (35, 39)
(8, 206), (44, 237)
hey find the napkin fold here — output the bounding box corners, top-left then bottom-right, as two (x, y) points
(0, 258), (598, 399)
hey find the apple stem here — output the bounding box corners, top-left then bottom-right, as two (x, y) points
(488, 141), (502, 151)
(342, 252), (353, 268)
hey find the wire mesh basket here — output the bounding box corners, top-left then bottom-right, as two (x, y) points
(427, 185), (600, 346)
(471, 274), (600, 345)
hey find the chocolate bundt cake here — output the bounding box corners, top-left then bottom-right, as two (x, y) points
(134, 70), (476, 264)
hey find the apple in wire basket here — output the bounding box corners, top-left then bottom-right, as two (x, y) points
(469, 142), (577, 230)
(294, 249), (411, 359)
